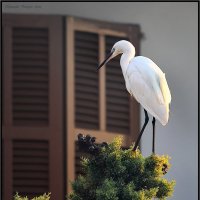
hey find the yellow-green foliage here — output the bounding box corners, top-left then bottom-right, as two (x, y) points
(69, 136), (175, 200)
(14, 193), (28, 200)
(14, 193), (50, 200)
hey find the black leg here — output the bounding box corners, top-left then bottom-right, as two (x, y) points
(152, 117), (156, 154)
(133, 109), (149, 151)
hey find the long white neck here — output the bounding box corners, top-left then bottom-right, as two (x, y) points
(120, 51), (135, 77)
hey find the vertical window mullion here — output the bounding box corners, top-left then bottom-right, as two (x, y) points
(99, 35), (106, 131)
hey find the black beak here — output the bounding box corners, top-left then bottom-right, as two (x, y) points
(97, 51), (114, 71)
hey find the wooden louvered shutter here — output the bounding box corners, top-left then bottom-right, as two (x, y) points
(13, 140), (49, 196)
(2, 14), (64, 200)
(12, 27), (49, 126)
(75, 31), (99, 130)
(66, 17), (141, 193)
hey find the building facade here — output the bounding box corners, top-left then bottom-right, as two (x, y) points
(2, 2), (198, 200)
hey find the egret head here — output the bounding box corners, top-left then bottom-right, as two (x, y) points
(97, 40), (135, 70)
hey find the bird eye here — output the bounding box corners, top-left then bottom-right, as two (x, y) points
(111, 48), (115, 52)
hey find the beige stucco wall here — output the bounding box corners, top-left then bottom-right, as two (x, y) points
(2, 2), (198, 200)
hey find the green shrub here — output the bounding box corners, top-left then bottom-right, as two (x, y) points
(14, 193), (50, 200)
(69, 136), (175, 200)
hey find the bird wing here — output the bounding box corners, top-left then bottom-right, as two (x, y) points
(126, 56), (166, 105)
(159, 73), (171, 104)
(124, 56), (171, 125)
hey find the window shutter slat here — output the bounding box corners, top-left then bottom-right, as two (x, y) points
(75, 31), (99, 130)
(12, 28), (49, 126)
(106, 36), (130, 134)
(13, 140), (49, 198)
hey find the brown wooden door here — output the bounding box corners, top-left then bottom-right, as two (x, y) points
(2, 14), (64, 200)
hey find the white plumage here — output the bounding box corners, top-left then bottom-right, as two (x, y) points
(97, 40), (171, 152)
(98, 40), (171, 126)
(125, 56), (171, 125)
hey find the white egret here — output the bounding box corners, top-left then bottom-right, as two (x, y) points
(97, 40), (171, 153)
